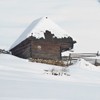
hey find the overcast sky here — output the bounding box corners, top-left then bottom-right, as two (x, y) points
(0, 0), (100, 53)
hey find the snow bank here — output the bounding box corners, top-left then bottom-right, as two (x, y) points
(67, 58), (100, 83)
(0, 54), (100, 100)
(70, 58), (100, 71)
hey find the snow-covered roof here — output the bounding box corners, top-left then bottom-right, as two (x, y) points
(10, 17), (68, 50)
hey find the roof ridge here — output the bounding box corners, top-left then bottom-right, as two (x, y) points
(10, 17), (68, 50)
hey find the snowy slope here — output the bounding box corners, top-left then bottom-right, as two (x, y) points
(71, 58), (100, 71)
(0, 54), (100, 100)
(67, 59), (100, 83)
(10, 17), (68, 49)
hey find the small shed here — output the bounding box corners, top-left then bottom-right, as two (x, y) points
(10, 17), (76, 60)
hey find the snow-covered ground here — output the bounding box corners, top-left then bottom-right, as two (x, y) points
(0, 54), (100, 100)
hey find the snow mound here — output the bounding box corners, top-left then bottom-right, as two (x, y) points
(0, 54), (58, 75)
(71, 58), (100, 71)
(10, 17), (68, 49)
(0, 54), (100, 100)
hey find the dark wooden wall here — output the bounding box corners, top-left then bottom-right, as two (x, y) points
(10, 30), (76, 60)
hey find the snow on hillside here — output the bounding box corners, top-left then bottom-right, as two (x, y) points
(71, 58), (100, 71)
(68, 58), (100, 83)
(0, 54), (100, 100)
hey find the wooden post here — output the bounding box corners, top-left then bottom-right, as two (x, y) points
(30, 37), (33, 58)
(66, 57), (69, 66)
(60, 46), (62, 60)
(69, 53), (72, 65)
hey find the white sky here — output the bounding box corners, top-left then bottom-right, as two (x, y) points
(0, 0), (100, 53)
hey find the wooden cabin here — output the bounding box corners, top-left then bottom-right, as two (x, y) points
(10, 17), (76, 60)
(10, 30), (76, 60)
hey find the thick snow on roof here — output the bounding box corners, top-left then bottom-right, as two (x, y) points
(10, 17), (68, 49)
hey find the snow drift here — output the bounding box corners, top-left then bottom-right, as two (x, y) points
(0, 54), (100, 100)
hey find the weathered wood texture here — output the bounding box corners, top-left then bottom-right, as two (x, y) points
(10, 30), (76, 60)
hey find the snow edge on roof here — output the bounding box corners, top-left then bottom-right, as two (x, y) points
(10, 16), (69, 50)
